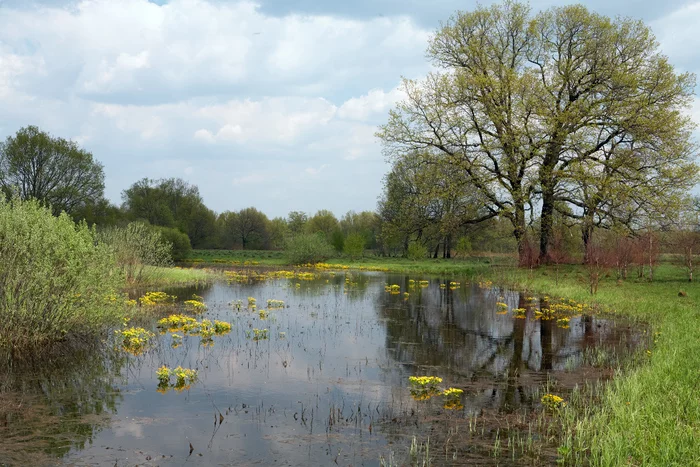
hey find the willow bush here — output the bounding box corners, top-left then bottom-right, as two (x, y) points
(98, 222), (171, 284)
(0, 198), (123, 353)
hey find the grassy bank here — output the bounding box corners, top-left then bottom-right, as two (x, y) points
(498, 264), (700, 466)
(131, 265), (220, 288)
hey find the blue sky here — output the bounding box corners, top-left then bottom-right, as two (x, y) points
(0, 0), (698, 218)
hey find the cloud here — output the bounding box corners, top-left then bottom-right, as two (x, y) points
(337, 86), (405, 122)
(303, 164), (329, 176)
(0, 0), (431, 216)
(651, 2), (700, 72)
(0, 0), (429, 104)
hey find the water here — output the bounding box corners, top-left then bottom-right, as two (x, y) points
(0, 270), (644, 466)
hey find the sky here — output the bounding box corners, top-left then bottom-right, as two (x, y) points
(0, 0), (699, 218)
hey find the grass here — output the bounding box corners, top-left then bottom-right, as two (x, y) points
(182, 249), (288, 266)
(131, 265), (220, 287)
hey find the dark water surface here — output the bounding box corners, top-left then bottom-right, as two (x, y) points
(0, 270), (644, 466)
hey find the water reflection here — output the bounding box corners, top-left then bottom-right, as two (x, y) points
(4, 271), (643, 466)
(0, 347), (125, 465)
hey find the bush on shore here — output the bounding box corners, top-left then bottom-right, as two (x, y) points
(285, 233), (334, 264)
(0, 198), (123, 354)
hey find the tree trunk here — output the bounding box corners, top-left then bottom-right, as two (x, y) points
(539, 184), (555, 264)
(433, 242), (440, 259)
(513, 203), (527, 266)
(581, 220), (594, 264)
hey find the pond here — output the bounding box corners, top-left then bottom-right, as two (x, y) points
(0, 269), (645, 466)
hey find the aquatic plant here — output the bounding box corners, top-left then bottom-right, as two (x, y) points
(409, 376), (442, 389)
(155, 365), (197, 392)
(139, 291), (176, 306)
(213, 320), (231, 334)
(183, 299), (207, 313)
(267, 299), (285, 308)
(249, 328), (269, 341)
(541, 393), (566, 411)
(248, 297), (256, 307)
(118, 327), (155, 355)
(157, 314), (198, 332)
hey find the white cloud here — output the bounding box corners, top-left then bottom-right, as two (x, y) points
(337, 86), (405, 121)
(0, 0), (429, 215)
(651, 2), (700, 70)
(233, 173), (266, 185)
(304, 164), (329, 176)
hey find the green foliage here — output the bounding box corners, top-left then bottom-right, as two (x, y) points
(0, 198), (122, 352)
(0, 126), (105, 217)
(121, 178), (216, 248)
(406, 242), (428, 260)
(343, 232), (366, 259)
(305, 209), (338, 241)
(154, 225), (192, 261)
(98, 222), (171, 284)
(331, 229), (345, 253)
(455, 237), (472, 258)
(378, 1), (698, 262)
(217, 207), (270, 249)
(285, 233), (334, 264)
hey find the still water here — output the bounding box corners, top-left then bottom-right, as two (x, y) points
(0, 270), (643, 466)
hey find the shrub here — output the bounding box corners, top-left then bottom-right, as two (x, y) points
(454, 236), (472, 258)
(98, 222), (171, 284)
(343, 233), (365, 259)
(154, 226), (192, 261)
(406, 241), (427, 260)
(0, 198), (123, 353)
(285, 233), (334, 264)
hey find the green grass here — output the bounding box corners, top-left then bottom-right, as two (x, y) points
(133, 265), (220, 287)
(183, 249), (288, 266)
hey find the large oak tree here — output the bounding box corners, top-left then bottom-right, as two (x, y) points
(378, 1), (697, 263)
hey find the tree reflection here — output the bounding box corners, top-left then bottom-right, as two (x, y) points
(378, 278), (640, 413)
(0, 345), (125, 464)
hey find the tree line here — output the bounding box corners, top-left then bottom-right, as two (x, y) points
(1, 1), (698, 270)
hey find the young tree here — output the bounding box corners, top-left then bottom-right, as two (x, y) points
(0, 126), (105, 216)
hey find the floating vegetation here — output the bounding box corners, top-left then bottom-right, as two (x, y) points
(157, 314), (198, 332)
(496, 302), (509, 315)
(258, 309), (267, 320)
(385, 284), (401, 294)
(213, 320), (231, 334)
(409, 376), (444, 401)
(117, 327), (155, 355)
(478, 280), (493, 288)
(247, 297), (256, 307)
(171, 333), (182, 348)
(541, 393), (566, 411)
(442, 387), (464, 410)
(139, 291), (176, 306)
(247, 328), (269, 341)
(409, 376), (443, 389)
(183, 299), (207, 313)
(266, 299), (285, 308)
(156, 365), (198, 393)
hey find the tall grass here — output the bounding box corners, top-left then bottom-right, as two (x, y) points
(0, 199), (123, 355)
